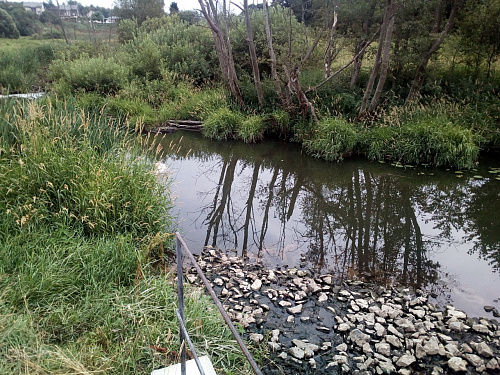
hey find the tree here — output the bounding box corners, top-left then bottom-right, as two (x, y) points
(135, 0), (165, 24)
(169, 2), (179, 14)
(0, 8), (20, 39)
(115, 0), (165, 24)
(406, 0), (461, 101)
(455, 0), (500, 77)
(198, 0), (243, 106)
(358, 0), (397, 117)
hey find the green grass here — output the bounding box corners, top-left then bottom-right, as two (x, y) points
(0, 99), (252, 374)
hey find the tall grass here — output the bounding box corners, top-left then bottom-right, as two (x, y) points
(0, 99), (251, 374)
(0, 44), (55, 93)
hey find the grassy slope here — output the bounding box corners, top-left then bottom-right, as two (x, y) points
(0, 98), (252, 374)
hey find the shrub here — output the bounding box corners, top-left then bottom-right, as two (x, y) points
(160, 87), (228, 121)
(0, 100), (170, 237)
(202, 107), (245, 140)
(364, 118), (480, 169)
(49, 56), (129, 95)
(266, 109), (291, 137)
(303, 117), (359, 161)
(237, 115), (265, 143)
(0, 8), (20, 39)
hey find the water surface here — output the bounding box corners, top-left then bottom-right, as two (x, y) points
(155, 131), (500, 317)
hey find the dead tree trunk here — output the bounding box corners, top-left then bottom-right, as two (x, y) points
(243, 0), (263, 106)
(368, 0), (396, 112)
(406, 0), (460, 102)
(324, 2), (339, 78)
(359, 0), (397, 117)
(263, 0), (289, 109)
(198, 0), (244, 106)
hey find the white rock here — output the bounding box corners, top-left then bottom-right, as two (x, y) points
(250, 279), (262, 291)
(287, 304), (303, 314)
(448, 357), (468, 372)
(396, 354), (416, 368)
(249, 333), (264, 343)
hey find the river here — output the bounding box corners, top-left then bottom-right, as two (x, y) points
(154, 130), (500, 318)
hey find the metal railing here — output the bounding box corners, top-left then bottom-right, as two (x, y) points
(175, 232), (263, 375)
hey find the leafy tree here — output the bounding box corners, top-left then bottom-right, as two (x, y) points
(10, 7), (40, 36)
(92, 11), (104, 22)
(0, 8), (20, 39)
(169, 2), (179, 14)
(115, 0), (165, 25)
(455, 0), (500, 77)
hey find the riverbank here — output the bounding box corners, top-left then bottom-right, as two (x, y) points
(189, 247), (500, 374)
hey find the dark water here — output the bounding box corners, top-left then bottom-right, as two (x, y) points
(155, 131), (500, 318)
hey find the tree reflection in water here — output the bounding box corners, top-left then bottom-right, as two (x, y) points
(157, 132), (500, 311)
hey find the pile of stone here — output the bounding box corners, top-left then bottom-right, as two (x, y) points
(186, 248), (500, 374)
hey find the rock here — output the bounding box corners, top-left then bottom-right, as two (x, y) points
(249, 333), (263, 343)
(307, 279), (322, 293)
(448, 357), (468, 372)
(318, 292), (328, 303)
(375, 342), (391, 357)
(332, 354), (349, 365)
(374, 322), (387, 336)
(415, 343), (426, 359)
(278, 300), (292, 307)
(386, 335), (402, 348)
(448, 321), (467, 332)
(336, 342), (348, 352)
(292, 339), (318, 358)
(396, 354), (416, 367)
(278, 352), (287, 359)
(349, 329), (371, 347)
(378, 360), (396, 373)
(289, 346), (305, 359)
(444, 343), (460, 357)
(486, 358), (499, 370)
(484, 305), (496, 313)
(423, 336), (440, 355)
(213, 277), (224, 286)
(317, 326), (330, 333)
(472, 324), (489, 334)
(463, 353), (484, 368)
(287, 304), (303, 314)
(250, 279), (262, 291)
(308, 358), (317, 369)
(447, 308), (466, 320)
(268, 342), (281, 351)
(286, 315), (295, 323)
(337, 323), (350, 332)
(474, 341), (493, 357)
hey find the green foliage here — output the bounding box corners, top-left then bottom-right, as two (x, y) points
(303, 117), (359, 161)
(160, 87), (229, 121)
(118, 18), (138, 43)
(126, 15), (217, 84)
(0, 44), (55, 93)
(0, 100), (170, 237)
(364, 107), (480, 169)
(105, 96), (158, 125)
(266, 109), (291, 136)
(49, 56), (129, 95)
(237, 115), (265, 143)
(203, 107), (245, 140)
(0, 101), (250, 375)
(0, 8), (20, 39)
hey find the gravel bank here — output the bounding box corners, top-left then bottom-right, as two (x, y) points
(187, 248), (500, 374)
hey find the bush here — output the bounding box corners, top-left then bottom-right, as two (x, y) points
(49, 56), (129, 95)
(303, 117), (359, 161)
(0, 8), (20, 39)
(0, 100), (170, 237)
(202, 107), (245, 140)
(237, 115), (265, 143)
(160, 87), (228, 121)
(364, 118), (480, 169)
